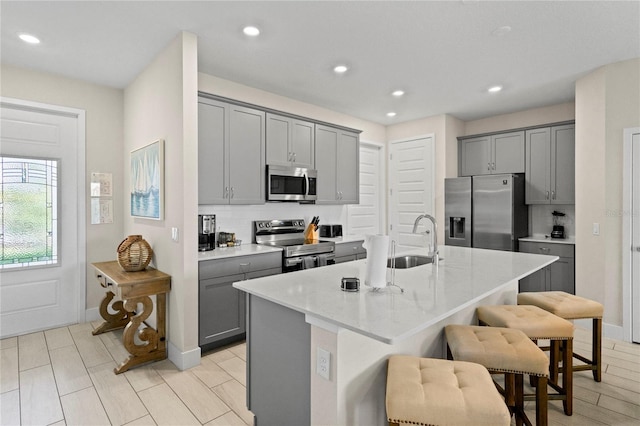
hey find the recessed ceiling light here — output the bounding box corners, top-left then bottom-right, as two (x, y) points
(333, 65), (348, 74)
(488, 85), (503, 93)
(18, 33), (40, 44)
(392, 90), (405, 97)
(243, 26), (260, 36)
(386, 112), (397, 117)
(492, 26), (512, 37)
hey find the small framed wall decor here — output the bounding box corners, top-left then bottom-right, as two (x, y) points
(130, 139), (164, 220)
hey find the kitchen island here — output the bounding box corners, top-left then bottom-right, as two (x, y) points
(233, 245), (557, 426)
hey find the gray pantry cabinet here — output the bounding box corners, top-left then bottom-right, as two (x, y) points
(334, 240), (366, 264)
(518, 241), (575, 294)
(459, 131), (525, 176)
(266, 113), (315, 169)
(525, 124), (575, 204)
(198, 97), (266, 205)
(199, 252), (281, 348)
(315, 124), (359, 204)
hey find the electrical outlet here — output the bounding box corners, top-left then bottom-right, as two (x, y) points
(316, 347), (331, 380)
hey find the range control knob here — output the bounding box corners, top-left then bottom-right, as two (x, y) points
(266, 223), (271, 228)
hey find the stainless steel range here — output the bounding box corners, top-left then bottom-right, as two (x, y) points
(254, 219), (335, 272)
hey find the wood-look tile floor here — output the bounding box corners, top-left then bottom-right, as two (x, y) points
(0, 324), (638, 425)
(0, 322), (251, 426)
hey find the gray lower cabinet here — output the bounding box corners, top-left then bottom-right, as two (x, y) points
(525, 124), (575, 204)
(459, 131), (524, 176)
(198, 97), (266, 205)
(199, 252), (281, 348)
(334, 240), (366, 264)
(518, 241), (575, 294)
(315, 125), (359, 204)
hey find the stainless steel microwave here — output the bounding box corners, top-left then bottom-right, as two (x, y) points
(266, 165), (317, 202)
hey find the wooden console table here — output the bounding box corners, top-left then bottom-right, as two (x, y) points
(92, 261), (171, 374)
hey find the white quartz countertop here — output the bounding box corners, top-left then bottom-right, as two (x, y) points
(519, 235), (575, 245)
(321, 235), (365, 244)
(198, 244), (282, 261)
(233, 246), (557, 344)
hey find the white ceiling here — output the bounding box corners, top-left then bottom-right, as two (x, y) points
(2, 1), (638, 124)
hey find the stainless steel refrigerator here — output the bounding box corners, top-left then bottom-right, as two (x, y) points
(445, 174), (528, 251)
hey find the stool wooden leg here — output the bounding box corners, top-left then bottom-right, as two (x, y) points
(550, 340), (560, 384)
(505, 373), (516, 411)
(514, 374), (524, 426)
(563, 339), (573, 416)
(535, 375), (548, 426)
(593, 318), (602, 382)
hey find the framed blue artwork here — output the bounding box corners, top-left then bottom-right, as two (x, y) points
(130, 139), (164, 220)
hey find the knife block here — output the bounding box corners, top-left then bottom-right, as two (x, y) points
(304, 224), (319, 243)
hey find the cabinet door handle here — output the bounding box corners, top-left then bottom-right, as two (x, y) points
(545, 191), (550, 200)
(293, 152), (296, 162)
(539, 247), (550, 253)
(230, 187), (234, 199)
(551, 190), (556, 200)
(225, 187), (229, 198)
(488, 163), (491, 171)
(491, 162), (495, 170)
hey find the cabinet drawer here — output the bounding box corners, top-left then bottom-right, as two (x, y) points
(519, 241), (574, 258)
(199, 252), (282, 280)
(334, 241), (365, 258)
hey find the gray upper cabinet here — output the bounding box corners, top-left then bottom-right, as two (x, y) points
(459, 131), (524, 176)
(198, 97), (265, 205)
(525, 124), (575, 204)
(266, 113), (315, 169)
(315, 125), (359, 204)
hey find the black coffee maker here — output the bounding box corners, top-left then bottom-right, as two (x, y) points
(551, 211), (565, 239)
(198, 214), (216, 251)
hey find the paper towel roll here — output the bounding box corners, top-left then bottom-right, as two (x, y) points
(363, 235), (389, 288)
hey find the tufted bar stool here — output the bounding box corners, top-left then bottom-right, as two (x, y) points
(477, 305), (575, 416)
(517, 291), (603, 382)
(445, 325), (550, 426)
(385, 355), (511, 426)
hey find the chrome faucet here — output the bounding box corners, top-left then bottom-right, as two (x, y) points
(413, 214), (439, 265)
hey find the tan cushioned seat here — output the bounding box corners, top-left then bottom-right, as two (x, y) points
(386, 355), (511, 426)
(517, 291), (604, 320)
(477, 305), (574, 339)
(445, 325), (549, 377)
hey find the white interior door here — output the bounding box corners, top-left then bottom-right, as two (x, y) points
(388, 136), (435, 251)
(347, 142), (384, 235)
(0, 98), (85, 337)
(632, 130), (640, 343)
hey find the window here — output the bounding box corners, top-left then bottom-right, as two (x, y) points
(0, 156), (59, 269)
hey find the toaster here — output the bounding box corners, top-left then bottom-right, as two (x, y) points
(319, 224), (343, 238)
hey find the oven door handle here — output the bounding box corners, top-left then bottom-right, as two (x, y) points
(285, 257), (304, 267)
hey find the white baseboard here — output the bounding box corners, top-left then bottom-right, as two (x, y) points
(85, 307), (101, 323)
(168, 341), (201, 370)
(574, 319), (626, 342)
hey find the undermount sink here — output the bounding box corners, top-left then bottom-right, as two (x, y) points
(387, 255), (433, 269)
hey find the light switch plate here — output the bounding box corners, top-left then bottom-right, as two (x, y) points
(593, 223), (600, 236)
(171, 227), (179, 242)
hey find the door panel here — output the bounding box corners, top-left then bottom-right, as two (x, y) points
(348, 144), (383, 235)
(551, 124), (575, 204)
(632, 131), (640, 343)
(460, 136), (490, 176)
(315, 125), (338, 202)
(265, 113), (291, 167)
(1, 101), (82, 337)
(291, 119), (314, 168)
(525, 128), (551, 204)
(389, 137), (434, 251)
(493, 131), (524, 174)
(198, 100), (227, 204)
(229, 106), (265, 204)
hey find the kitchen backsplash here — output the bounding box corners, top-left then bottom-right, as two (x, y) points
(198, 203), (348, 243)
(529, 204), (575, 238)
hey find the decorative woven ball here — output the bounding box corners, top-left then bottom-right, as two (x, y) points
(117, 235), (153, 272)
